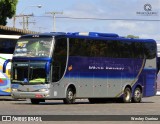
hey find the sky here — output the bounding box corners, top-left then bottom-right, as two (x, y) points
(7, 0), (160, 42)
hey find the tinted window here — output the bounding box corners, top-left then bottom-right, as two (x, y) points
(52, 38), (67, 82)
(0, 39), (17, 54)
(14, 38), (52, 57)
(143, 42), (156, 59)
(115, 41), (143, 58)
(69, 38), (144, 59)
(69, 38), (109, 57)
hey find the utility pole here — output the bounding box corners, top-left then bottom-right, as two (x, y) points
(25, 15), (36, 30)
(13, 16), (16, 28)
(13, 14), (34, 30)
(45, 11), (63, 32)
(17, 14), (34, 30)
(12, 5), (42, 29)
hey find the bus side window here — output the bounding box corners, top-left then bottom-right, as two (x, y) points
(0, 39), (17, 54)
(52, 38), (67, 82)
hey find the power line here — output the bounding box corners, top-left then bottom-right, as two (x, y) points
(34, 15), (160, 22)
(58, 17), (160, 22)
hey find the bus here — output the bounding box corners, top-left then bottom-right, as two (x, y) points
(0, 34), (20, 95)
(156, 43), (160, 95)
(3, 32), (157, 104)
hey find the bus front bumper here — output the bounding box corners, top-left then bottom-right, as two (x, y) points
(11, 91), (50, 99)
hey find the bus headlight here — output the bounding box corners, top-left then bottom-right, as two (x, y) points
(12, 88), (18, 92)
(39, 89), (49, 92)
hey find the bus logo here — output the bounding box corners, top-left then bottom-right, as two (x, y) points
(23, 78), (28, 83)
(68, 65), (73, 71)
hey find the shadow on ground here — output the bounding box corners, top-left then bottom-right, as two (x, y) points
(0, 96), (26, 101)
(11, 98), (154, 105)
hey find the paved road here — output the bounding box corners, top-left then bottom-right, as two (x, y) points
(0, 96), (160, 124)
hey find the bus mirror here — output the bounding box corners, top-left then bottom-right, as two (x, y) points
(3, 59), (12, 73)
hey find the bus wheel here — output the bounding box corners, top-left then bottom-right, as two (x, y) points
(63, 88), (76, 104)
(123, 87), (131, 103)
(30, 99), (45, 104)
(132, 87), (142, 103)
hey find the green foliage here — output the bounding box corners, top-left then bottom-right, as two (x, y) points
(127, 35), (139, 39)
(0, 0), (18, 25)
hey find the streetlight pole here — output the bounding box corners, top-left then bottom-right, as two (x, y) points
(45, 11), (63, 32)
(13, 5), (42, 29)
(19, 5), (42, 15)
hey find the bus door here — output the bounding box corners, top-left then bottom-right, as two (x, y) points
(51, 37), (68, 83)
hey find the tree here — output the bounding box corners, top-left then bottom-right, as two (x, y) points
(127, 35), (139, 39)
(0, 0), (18, 25)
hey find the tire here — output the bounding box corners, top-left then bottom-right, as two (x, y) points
(30, 99), (45, 104)
(123, 87), (131, 103)
(63, 88), (76, 104)
(132, 87), (142, 103)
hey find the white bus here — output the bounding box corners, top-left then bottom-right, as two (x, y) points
(157, 43), (160, 95)
(0, 34), (20, 95)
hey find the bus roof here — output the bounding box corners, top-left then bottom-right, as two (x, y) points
(67, 32), (155, 43)
(67, 32), (119, 38)
(19, 32), (156, 43)
(20, 32), (66, 38)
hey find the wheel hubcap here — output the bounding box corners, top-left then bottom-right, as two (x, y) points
(68, 91), (73, 100)
(135, 90), (141, 99)
(125, 90), (130, 101)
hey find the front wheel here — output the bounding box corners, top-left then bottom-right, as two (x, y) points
(63, 88), (76, 104)
(132, 87), (142, 103)
(123, 87), (131, 103)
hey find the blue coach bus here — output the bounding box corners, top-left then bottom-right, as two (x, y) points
(3, 32), (157, 104)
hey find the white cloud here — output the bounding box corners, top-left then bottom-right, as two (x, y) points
(6, 0), (160, 42)
(104, 20), (160, 41)
(110, 21), (137, 30)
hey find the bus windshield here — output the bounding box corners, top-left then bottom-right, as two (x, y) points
(12, 62), (48, 84)
(13, 38), (53, 57)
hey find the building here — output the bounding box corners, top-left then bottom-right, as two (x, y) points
(0, 25), (38, 35)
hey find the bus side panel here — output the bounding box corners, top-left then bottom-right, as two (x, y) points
(65, 56), (144, 98)
(145, 72), (156, 96)
(65, 57), (94, 98)
(142, 58), (157, 97)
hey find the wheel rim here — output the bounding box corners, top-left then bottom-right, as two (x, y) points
(68, 91), (74, 100)
(124, 88), (131, 102)
(124, 89), (131, 102)
(134, 89), (141, 100)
